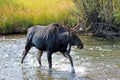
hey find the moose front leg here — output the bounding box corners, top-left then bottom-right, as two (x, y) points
(47, 51), (52, 71)
(62, 52), (75, 73)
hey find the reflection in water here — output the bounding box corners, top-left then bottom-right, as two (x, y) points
(0, 35), (120, 80)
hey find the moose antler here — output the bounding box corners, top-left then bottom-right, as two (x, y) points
(61, 20), (71, 29)
(71, 17), (88, 33)
(61, 17), (87, 33)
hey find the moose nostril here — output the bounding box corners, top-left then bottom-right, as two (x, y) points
(81, 44), (83, 49)
(78, 44), (83, 49)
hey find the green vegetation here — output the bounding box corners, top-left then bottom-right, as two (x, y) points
(1, 0), (120, 39)
(74, 0), (120, 39)
(74, 0), (120, 24)
(0, 0), (75, 34)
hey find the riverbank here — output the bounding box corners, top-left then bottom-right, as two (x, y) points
(0, 0), (75, 34)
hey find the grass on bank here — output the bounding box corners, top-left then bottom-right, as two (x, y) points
(0, 0), (76, 34)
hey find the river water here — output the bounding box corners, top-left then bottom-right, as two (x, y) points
(0, 35), (120, 80)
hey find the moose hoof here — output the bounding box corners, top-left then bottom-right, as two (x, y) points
(39, 63), (42, 67)
(40, 65), (42, 67)
(48, 68), (52, 72)
(71, 68), (75, 73)
(72, 70), (75, 73)
(21, 60), (23, 64)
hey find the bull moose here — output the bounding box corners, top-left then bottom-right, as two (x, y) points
(21, 23), (83, 73)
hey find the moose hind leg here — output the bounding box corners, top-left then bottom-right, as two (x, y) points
(21, 44), (31, 63)
(37, 50), (43, 66)
(62, 52), (75, 73)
